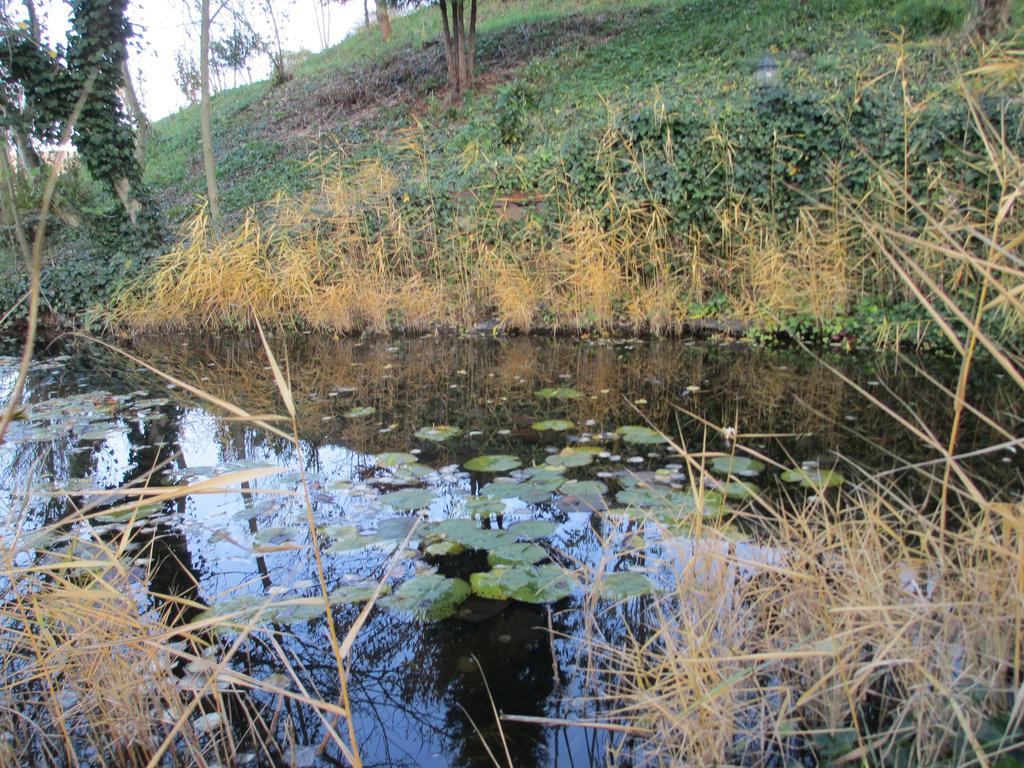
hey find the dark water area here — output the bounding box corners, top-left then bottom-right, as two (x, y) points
(1, 335), (1020, 766)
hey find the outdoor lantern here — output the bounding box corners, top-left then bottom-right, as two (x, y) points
(754, 53), (779, 88)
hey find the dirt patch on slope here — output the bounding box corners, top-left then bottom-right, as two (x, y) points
(263, 8), (648, 140)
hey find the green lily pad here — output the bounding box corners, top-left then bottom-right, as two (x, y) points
(414, 425), (462, 442)
(329, 582), (392, 604)
(508, 520), (558, 539)
(479, 480), (525, 499)
(464, 455), (522, 473)
(378, 487), (436, 511)
(466, 497), (507, 518)
(430, 519), (516, 551)
(379, 573), (470, 620)
(470, 566), (532, 601)
(534, 387), (581, 400)
(323, 525), (367, 552)
(390, 463), (434, 483)
(345, 406), (376, 419)
(616, 488), (689, 508)
(482, 477), (560, 503)
(487, 542), (547, 566)
(470, 564), (573, 604)
(615, 425), (668, 445)
(596, 572), (657, 599)
(375, 452), (418, 467)
(545, 447), (602, 468)
(559, 479), (608, 497)
(710, 456), (765, 477)
(425, 540), (465, 557)
(714, 480), (759, 500)
(324, 518), (415, 553)
(252, 527), (302, 547)
(781, 467), (844, 489)
(522, 465), (566, 480)
(531, 419), (574, 432)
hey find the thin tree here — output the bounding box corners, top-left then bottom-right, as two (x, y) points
(375, 0), (391, 42)
(120, 59), (149, 167)
(438, 0), (477, 99)
(199, 0), (220, 229)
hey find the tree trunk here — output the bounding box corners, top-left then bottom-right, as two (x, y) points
(262, 0), (288, 83)
(439, 0), (477, 99)
(121, 60), (150, 169)
(467, 0), (477, 82)
(439, 0), (458, 93)
(364, 0), (370, 30)
(9, 124), (39, 170)
(199, 0), (221, 230)
(970, 0), (1013, 38)
(375, 0), (392, 43)
(22, 0), (41, 44)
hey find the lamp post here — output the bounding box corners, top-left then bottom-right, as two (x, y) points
(754, 53), (780, 88)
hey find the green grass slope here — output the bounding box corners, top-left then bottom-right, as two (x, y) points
(144, 0), (974, 222)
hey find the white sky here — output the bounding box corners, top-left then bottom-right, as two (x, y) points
(31, 0), (368, 120)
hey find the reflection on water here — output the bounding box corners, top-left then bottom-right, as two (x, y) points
(1, 335), (1019, 766)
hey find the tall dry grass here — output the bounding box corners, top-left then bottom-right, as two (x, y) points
(569, 50), (1024, 767)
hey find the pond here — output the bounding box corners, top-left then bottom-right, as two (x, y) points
(1, 334), (1019, 766)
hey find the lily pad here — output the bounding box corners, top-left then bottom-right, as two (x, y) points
(430, 519), (516, 551)
(615, 425), (668, 445)
(559, 479), (608, 497)
(710, 456), (765, 478)
(596, 572), (657, 599)
(324, 518), (415, 553)
(479, 479), (526, 499)
(508, 520), (558, 539)
(470, 566), (532, 601)
(464, 454), (522, 473)
(616, 488), (689, 508)
(425, 540), (465, 557)
(481, 477), (560, 503)
(344, 406), (376, 419)
(329, 582), (391, 604)
(466, 497), (507, 518)
(522, 465), (566, 480)
(380, 573), (470, 620)
(545, 447), (602, 468)
(378, 487), (436, 511)
(534, 387), (581, 400)
(531, 419), (574, 432)
(375, 452), (418, 467)
(414, 425), (462, 442)
(470, 564), (573, 604)
(714, 480), (759, 500)
(781, 467), (844, 489)
(252, 527), (302, 547)
(388, 463), (434, 484)
(487, 542), (547, 566)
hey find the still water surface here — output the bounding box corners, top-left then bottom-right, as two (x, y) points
(2, 335), (1018, 766)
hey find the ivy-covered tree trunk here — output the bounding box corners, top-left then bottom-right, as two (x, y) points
(199, 0), (221, 230)
(970, 0), (1013, 38)
(66, 0), (145, 223)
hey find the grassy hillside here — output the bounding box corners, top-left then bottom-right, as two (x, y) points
(7, 0), (1019, 343)
(145, 0), (974, 221)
